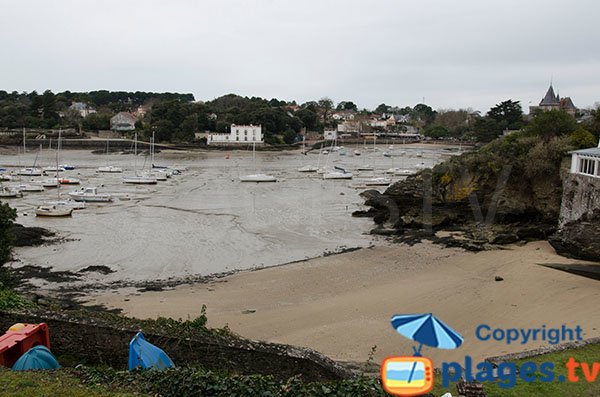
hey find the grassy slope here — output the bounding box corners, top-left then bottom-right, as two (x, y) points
(0, 368), (141, 397)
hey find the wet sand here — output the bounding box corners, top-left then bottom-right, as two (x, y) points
(85, 240), (600, 365)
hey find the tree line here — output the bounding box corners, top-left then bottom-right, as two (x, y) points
(1, 90), (598, 146)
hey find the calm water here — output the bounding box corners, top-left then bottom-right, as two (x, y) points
(1, 144), (451, 287)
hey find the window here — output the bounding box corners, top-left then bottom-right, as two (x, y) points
(578, 158), (597, 176)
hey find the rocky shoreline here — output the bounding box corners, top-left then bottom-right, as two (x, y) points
(353, 169), (558, 252)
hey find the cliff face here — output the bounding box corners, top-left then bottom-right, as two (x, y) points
(549, 174), (600, 261)
(355, 136), (569, 249)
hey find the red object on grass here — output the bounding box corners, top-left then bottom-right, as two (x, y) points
(0, 323), (51, 367)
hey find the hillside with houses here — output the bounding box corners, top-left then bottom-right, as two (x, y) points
(0, 87), (599, 147)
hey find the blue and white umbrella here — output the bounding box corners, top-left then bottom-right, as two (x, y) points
(391, 313), (463, 384)
(391, 313), (463, 355)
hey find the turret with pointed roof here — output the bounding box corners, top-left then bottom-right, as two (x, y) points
(540, 84), (560, 106)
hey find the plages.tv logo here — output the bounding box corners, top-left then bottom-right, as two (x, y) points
(381, 313), (464, 396)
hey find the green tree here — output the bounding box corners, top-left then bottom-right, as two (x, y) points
(423, 125), (451, 139)
(569, 127), (597, 149)
(487, 99), (524, 130)
(375, 103), (390, 114)
(473, 117), (502, 142)
(525, 110), (577, 140)
(336, 101), (357, 111)
(318, 97), (333, 122)
(42, 90), (60, 127)
(0, 202), (17, 279)
(434, 109), (469, 137)
(296, 108), (319, 130)
(153, 119), (175, 142)
(411, 103), (437, 127)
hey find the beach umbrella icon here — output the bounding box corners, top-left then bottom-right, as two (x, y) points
(391, 313), (463, 355)
(391, 313), (463, 383)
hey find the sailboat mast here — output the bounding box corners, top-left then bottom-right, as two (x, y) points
(253, 142), (256, 173)
(151, 131), (155, 166)
(56, 131), (61, 200)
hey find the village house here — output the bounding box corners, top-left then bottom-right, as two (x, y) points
(324, 129), (338, 141)
(529, 84), (577, 116)
(110, 112), (137, 133)
(208, 124), (263, 145)
(570, 141), (600, 179)
(69, 102), (97, 118)
(331, 110), (355, 121)
(132, 105), (150, 119)
(336, 121), (362, 135)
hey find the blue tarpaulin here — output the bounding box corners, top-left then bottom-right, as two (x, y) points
(12, 345), (60, 371)
(128, 331), (174, 371)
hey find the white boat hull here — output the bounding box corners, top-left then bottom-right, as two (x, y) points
(97, 166), (123, 173)
(298, 165), (318, 172)
(240, 174), (277, 182)
(35, 206), (73, 217)
(323, 172), (353, 180)
(123, 176), (158, 184)
(0, 188), (22, 198)
(18, 168), (43, 176)
(364, 178), (391, 186)
(68, 188), (112, 202)
(14, 184), (44, 192)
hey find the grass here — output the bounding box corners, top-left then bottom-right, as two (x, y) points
(0, 289), (33, 311)
(0, 368), (142, 397)
(430, 343), (600, 396)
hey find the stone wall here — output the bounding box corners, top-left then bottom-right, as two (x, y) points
(550, 173), (600, 261)
(558, 173), (600, 227)
(0, 310), (353, 382)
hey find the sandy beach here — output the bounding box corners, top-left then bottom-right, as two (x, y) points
(85, 240), (600, 365)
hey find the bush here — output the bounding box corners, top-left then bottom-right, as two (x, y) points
(0, 289), (33, 311)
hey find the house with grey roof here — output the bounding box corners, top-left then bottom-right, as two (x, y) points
(529, 84), (578, 116)
(110, 112), (137, 133)
(69, 102), (97, 117)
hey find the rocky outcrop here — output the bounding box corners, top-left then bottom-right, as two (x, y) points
(549, 173), (600, 261)
(354, 142), (567, 249)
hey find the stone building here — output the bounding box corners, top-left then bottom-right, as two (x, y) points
(110, 112), (137, 133)
(529, 84), (577, 115)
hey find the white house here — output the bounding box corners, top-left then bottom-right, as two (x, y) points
(324, 129), (338, 141)
(208, 124), (263, 145)
(570, 142), (600, 178)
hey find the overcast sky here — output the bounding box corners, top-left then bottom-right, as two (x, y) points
(1, 0), (599, 112)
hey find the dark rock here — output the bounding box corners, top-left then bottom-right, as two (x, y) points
(491, 233), (518, 245)
(78, 265), (115, 275)
(495, 276), (504, 282)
